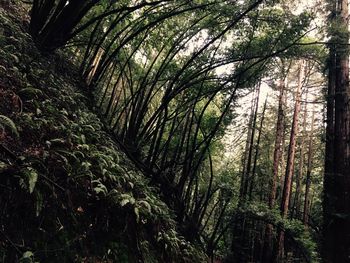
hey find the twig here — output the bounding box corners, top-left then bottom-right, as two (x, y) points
(0, 143), (17, 161)
(0, 230), (22, 253)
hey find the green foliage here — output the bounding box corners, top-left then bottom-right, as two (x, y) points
(0, 114), (19, 137)
(18, 87), (44, 99)
(0, 6), (205, 262)
(19, 251), (36, 263)
(20, 167), (39, 194)
(0, 1), (327, 262)
(238, 202), (319, 262)
(328, 18), (350, 53)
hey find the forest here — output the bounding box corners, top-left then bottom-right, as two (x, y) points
(0, 0), (349, 262)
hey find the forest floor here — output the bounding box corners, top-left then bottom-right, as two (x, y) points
(0, 4), (205, 262)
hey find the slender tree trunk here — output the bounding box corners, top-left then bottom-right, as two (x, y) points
(233, 85), (260, 262)
(30, 0), (96, 51)
(270, 80), (286, 207)
(239, 85), (260, 202)
(293, 90), (308, 219)
(278, 90), (288, 202)
(275, 60), (304, 262)
(249, 97), (268, 200)
(263, 79), (285, 262)
(303, 108), (315, 226)
(324, 0), (350, 261)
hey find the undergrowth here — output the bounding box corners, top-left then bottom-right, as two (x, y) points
(0, 5), (205, 263)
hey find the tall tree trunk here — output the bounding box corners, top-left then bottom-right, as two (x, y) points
(249, 97), (268, 200)
(292, 89), (308, 219)
(303, 108), (315, 226)
(239, 95), (256, 200)
(234, 84), (260, 262)
(275, 60), (304, 262)
(323, 0), (350, 261)
(240, 85), (261, 202)
(270, 80), (286, 208)
(278, 90), (288, 202)
(263, 79), (285, 262)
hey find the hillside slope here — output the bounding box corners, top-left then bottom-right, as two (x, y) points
(0, 5), (205, 262)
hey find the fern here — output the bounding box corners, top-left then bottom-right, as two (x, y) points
(18, 87), (43, 98)
(0, 115), (19, 137)
(22, 167), (38, 194)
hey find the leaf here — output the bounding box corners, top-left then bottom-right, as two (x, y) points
(134, 207), (140, 222)
(92, 180), (108, 195)
(22, 251), (34, 257)
(9, 53), (19, 64)
(77, 144), (89, 151)
(120, 193), (135, 207)
(0, 161), (9, 173)
(60, 108), (68, 116)
(18, 87), (43, 98)
(82, 124), (95, 132)
(0, 115), (19, 137)
(26, 168), (38, 194)
(19, 251), (34, 263)
(35, 191), (43, 217)
(138, 200), (152, 214)
(120, 199), (130, 207)
(81, 161), (92, 171)
(80, 134), (86, 143)
(49, 138), (66, 146)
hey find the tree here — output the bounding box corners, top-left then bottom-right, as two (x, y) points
(29, 0), (99, 51)
(263, 77), (286, 262)
(29, 0), (183, 51)
(303, 108), (315, 226)
(323, 0), (350, 261)
(275, 60), (304, 262)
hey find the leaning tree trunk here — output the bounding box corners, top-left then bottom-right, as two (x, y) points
(29, 0), (97, 51)
(275, 60), (304, 262)
(323, 0), (350, 261)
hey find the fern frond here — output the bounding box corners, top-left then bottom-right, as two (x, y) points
(0, 115), (19, 137)
(18, 87), (43, 98)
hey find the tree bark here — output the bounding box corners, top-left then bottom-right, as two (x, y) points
(30, 0), (97, 51)
(303, 108), (315, 226)
(240, 85), (261, 202)
(270, 80), (286, 208)
(323, 0), (350, 261)
(249, 96), (268, 200)
(263, 79), (285, 262)
(292, 89), (308, 219)
(275, 60), (304, 262)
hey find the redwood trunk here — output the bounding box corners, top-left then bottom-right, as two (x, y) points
(275, 61), (304, 261)
(263, 79), (285, 262)
(293, 90), (308, 219)
(303, 108), (315, 226)
(240, 85), (261, 202)
(249, 97), (268, 200)
(323, 0), (350, 261)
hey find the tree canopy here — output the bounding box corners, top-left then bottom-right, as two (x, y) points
(0, 0), (348, 262)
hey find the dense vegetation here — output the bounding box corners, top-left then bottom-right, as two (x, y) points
(0, 0), (349, 262)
